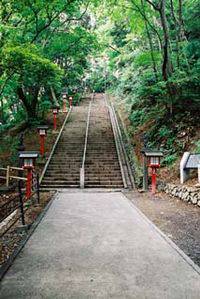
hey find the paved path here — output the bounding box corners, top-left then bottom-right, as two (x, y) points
(0, 191), (200, 298)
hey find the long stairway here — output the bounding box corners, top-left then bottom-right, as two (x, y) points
(41, 94), (131, 189)
(84, 94), (124, 188)
(40, 100), (90, 189)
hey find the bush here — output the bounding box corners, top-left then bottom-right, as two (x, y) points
(162, 153), (178, 166)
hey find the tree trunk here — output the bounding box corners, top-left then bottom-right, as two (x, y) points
(178, 0), (187, 42)
(159, 0), (173, 81)
(17, 87), (38, 121)
(170, 0), (180, 67)
(0, 97), (5, 124)
(141, 0), (158, 80)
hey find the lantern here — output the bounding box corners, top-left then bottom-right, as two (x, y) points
(144, 150), (163, 194)
(145, 151), (163, 168)
(52, 106), (59, 115)
(52, 105), (60, 130)
(62, 92), (67, 113)
(69, 96), (73, 107)
(37, 126), (48, 156)
(37, 126), (48, 136)
(19, 152), (38, 169)
(19, 151), (38, 198)
(62, 93), (67, 100)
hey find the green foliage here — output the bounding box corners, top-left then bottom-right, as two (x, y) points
(0, 135), (19, 166)
(87, 0), (200, 168)
(194, 141), (200, 153)
(134, 51), (161, 68)
(162, 154), (178, 166)
(2, 45), (63, 88)
(0, 1), (97, 126)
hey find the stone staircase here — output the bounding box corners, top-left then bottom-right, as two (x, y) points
(40, 101), (89, 189)
(84, 94), (124, 188)
(40, 94), (133, 189)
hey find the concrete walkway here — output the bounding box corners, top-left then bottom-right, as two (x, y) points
(0, 191), (200, 299)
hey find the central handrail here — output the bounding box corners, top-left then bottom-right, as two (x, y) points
(80, 96), (93, 188)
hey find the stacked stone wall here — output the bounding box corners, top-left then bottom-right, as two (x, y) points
(158, 182), (200, 207)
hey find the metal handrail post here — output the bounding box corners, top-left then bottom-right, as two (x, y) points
(80, 98), (92, 188)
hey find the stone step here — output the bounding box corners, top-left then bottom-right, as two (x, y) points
(44, 176), (79, 179)
(42, 180), (79, 184)
(48, 162), (81, 165)
(85, 175), (122, 179)
(85, 180), (123, 184)
(40, 184), (80, 188)
(46, 168), (80, 172)
(84, 184), (123, 188)
(45, 173), (79, 176)
(46, 169), (79, 172)
(50, 161), (81, 164)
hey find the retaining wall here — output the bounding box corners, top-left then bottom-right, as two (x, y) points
(158, 182), (200, 207)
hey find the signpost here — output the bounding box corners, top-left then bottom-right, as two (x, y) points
(180, 152), (200, 183)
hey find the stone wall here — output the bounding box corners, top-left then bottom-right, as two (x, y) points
(158, 182), (200, 207)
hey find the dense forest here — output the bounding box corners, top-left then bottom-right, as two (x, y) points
(0, 0), (200, 173)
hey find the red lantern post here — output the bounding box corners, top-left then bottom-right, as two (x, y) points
(69, 96), (73, 107)
(145, 151), (163, 194)
(52, 106), (59, 131)
(19, 152), (38, 199)
(37, 126), (48, 157)
(151, 167), (157, 194)
(62, 93), (67, 113)
(26, 168), (32, 198)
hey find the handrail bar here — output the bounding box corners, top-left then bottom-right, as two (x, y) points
(0, 166), (26, 186)
(111, 102), (135, 188)
(0, 166), (24, 171)
(80, 95), (93, 188)
(105, 94), (127, 188)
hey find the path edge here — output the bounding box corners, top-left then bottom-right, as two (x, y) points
(0, 192), (58, 282)
(122, 191), (200, 276)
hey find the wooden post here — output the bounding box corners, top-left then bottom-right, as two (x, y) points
(198, 164), (200, 184)
(6, 166), (10, 187)
(18, 180), (25, 226)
